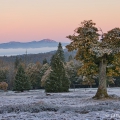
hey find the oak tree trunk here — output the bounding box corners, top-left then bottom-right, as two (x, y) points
(93, 55), (109, 99)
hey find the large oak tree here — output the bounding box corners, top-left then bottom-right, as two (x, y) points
(66, 20), (120, 99)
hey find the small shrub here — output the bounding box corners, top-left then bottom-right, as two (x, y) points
(0, 82), (8, 91)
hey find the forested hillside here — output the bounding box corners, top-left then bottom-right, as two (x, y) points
(0, 49), (76, 64)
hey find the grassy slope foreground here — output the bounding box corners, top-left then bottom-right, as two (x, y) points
(0, 88), (120, 120)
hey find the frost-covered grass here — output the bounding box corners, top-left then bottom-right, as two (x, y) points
(0, 88), (120, 120)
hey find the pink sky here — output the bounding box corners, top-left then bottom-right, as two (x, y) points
(0, 0), (120, 43)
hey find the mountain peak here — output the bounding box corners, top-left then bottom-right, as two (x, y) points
(0, 39), (68, 49)
(40, 39), (57, 43)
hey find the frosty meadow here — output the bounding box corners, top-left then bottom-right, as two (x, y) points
(0, 88), (120, 120)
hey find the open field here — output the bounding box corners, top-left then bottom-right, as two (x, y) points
(0, 88), (120, 120)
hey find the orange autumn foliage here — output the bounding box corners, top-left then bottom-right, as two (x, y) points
(0, 82), (8, 91)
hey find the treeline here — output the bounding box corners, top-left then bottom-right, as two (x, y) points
(0, 42), (120, 92)
(0, 43), (77, 91)
(0, 49), (76, 64)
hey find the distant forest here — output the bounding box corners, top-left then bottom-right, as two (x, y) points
(0, 49), (76, 64)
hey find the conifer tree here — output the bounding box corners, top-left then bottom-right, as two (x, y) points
(56, 42), (65, 62)
(61, 72), (70, 92)
(50, 54), (55, 66)
(14, 65), (31, 92)
(45, 55), (70, 92)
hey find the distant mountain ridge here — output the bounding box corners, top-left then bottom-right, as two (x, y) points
(0, 39), (68, 49)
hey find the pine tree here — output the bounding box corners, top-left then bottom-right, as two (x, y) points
(45, 55), (70, 92)
(14, 65), (31, 92)
(56, 42), (65, 62)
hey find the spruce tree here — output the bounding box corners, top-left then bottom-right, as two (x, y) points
(50, 54), (55, 66)
(45, 55), (70, 92)
(14, 65), (31, 92)
(61, 72), (70, 92)
(56, 42), (65, 62)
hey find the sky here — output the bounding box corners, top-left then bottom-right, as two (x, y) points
(0, 0), (120, 43)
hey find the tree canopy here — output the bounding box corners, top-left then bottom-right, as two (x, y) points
(66, 20), (120, 99)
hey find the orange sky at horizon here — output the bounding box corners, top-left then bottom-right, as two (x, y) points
(0, 0), (120, 43)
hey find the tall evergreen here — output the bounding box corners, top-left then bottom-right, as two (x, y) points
(14, 65), (31, 92)
(50, 54), (55, 66)
(56, 42), (65, 62)
(45, 55), (70, 92)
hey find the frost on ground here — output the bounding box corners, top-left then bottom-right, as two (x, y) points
(0, 88), (120, 120)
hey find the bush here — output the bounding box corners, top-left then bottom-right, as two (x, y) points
(0, 82), (8, 91)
